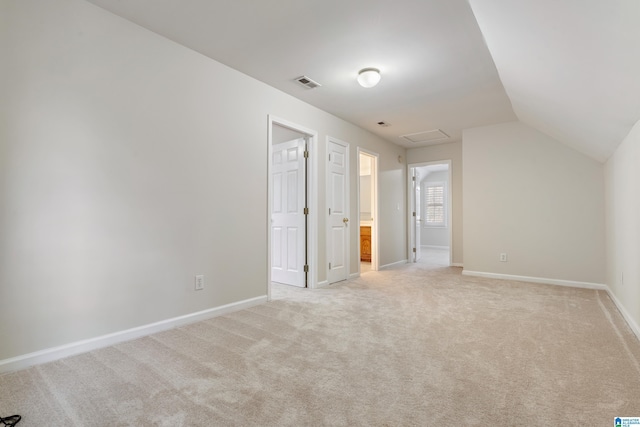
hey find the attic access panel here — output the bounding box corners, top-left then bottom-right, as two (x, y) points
(401, 129), (450, 144)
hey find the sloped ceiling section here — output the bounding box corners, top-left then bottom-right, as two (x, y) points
(468, 0), (640, 162)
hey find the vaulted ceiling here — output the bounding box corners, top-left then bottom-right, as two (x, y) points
(468, 0), (640, 162)
(86, 0), (640, 162)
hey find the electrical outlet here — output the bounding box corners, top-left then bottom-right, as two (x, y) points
(195, 275), (204, 291)
(499, 253), (508, 262)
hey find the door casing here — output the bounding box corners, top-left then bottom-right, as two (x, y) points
(357, 148), (380, 273)
(267, 116), (318, 299)
(407, 160), (453, 266)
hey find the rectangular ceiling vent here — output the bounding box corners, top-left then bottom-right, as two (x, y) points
(401, 129), (450, 144)
(295, 76), (322, 89)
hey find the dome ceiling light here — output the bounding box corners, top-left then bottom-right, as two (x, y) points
(357, 68), (381, 88)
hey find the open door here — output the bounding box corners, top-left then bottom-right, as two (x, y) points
(412, 168), (421, 262)
(268, 116), (318, 298)
(407, 161), (452, 266)
(271, 138), (306, 287)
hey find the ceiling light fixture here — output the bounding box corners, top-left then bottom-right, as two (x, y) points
(357, 68), (381, 88)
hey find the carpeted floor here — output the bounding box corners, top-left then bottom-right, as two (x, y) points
(1, 256), (639, 426)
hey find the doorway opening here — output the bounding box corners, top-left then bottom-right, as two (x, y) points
(267, 116), (318, 299)
(407, 161), (452, 266)
(358, 149), (379, 274)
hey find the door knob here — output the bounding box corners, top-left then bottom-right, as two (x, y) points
(343, 217), (349, 223)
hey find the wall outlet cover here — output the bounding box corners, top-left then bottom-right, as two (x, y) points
(195, 275), (204, 290)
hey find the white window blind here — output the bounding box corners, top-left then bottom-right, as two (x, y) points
(425, 183), (445, 226)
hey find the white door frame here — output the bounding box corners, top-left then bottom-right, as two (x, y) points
(326, 136), (350, 284)
(267, 115), (318, 300)
(407, 160), (452, 266)
(357, 148), (379, 272)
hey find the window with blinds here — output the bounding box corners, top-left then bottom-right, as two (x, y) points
(425, 183), (445, 226)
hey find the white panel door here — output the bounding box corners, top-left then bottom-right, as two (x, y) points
(413, 169), (421, 262)
(328, 139), (349, 284)
(271, 138), (306, 287)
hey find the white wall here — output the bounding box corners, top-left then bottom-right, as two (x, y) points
(605, 119), (640, 335)
(462, 121), (605, 284)
(421, 171), (450, 247)
(359, 175), (372, 221)
(407, 142), (462, 265)
(0, 0), (406, 362)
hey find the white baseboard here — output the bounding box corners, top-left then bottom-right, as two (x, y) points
(380, 259), (408, 270)
(461, 270), (607, 290)
(349, 272), (360, 279)
(0, 295), (267, 374)
(450, 263), (463, 268)
(606, 287), (640, 342)
(315, 280), (329, 288)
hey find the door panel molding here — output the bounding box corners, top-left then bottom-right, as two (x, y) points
(271, 139), (305, 287)
(327, 136), (350, 284)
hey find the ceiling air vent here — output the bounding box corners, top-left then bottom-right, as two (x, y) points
(401, 129), (450, 144)
(295, 76), (322, 89)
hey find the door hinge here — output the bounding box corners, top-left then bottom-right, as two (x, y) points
(304, 207), (309, 215)
(304, 264), (309, 273)
(412, 211), (416, 217)
(412, 176), (416, 181)
(304, 150), (309, 158)
(329, 262), (332, 270)
(329, 208), (331, 215)
(413, 247), (416, 253)
(329, 153), (331, 161)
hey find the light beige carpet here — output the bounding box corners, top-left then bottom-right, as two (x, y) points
(1, 263), (640, 426)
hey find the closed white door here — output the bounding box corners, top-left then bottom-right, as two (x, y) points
(271, 138), (306, 287)
(327, 139), (349, 284)
(413, 169), (421, 262)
